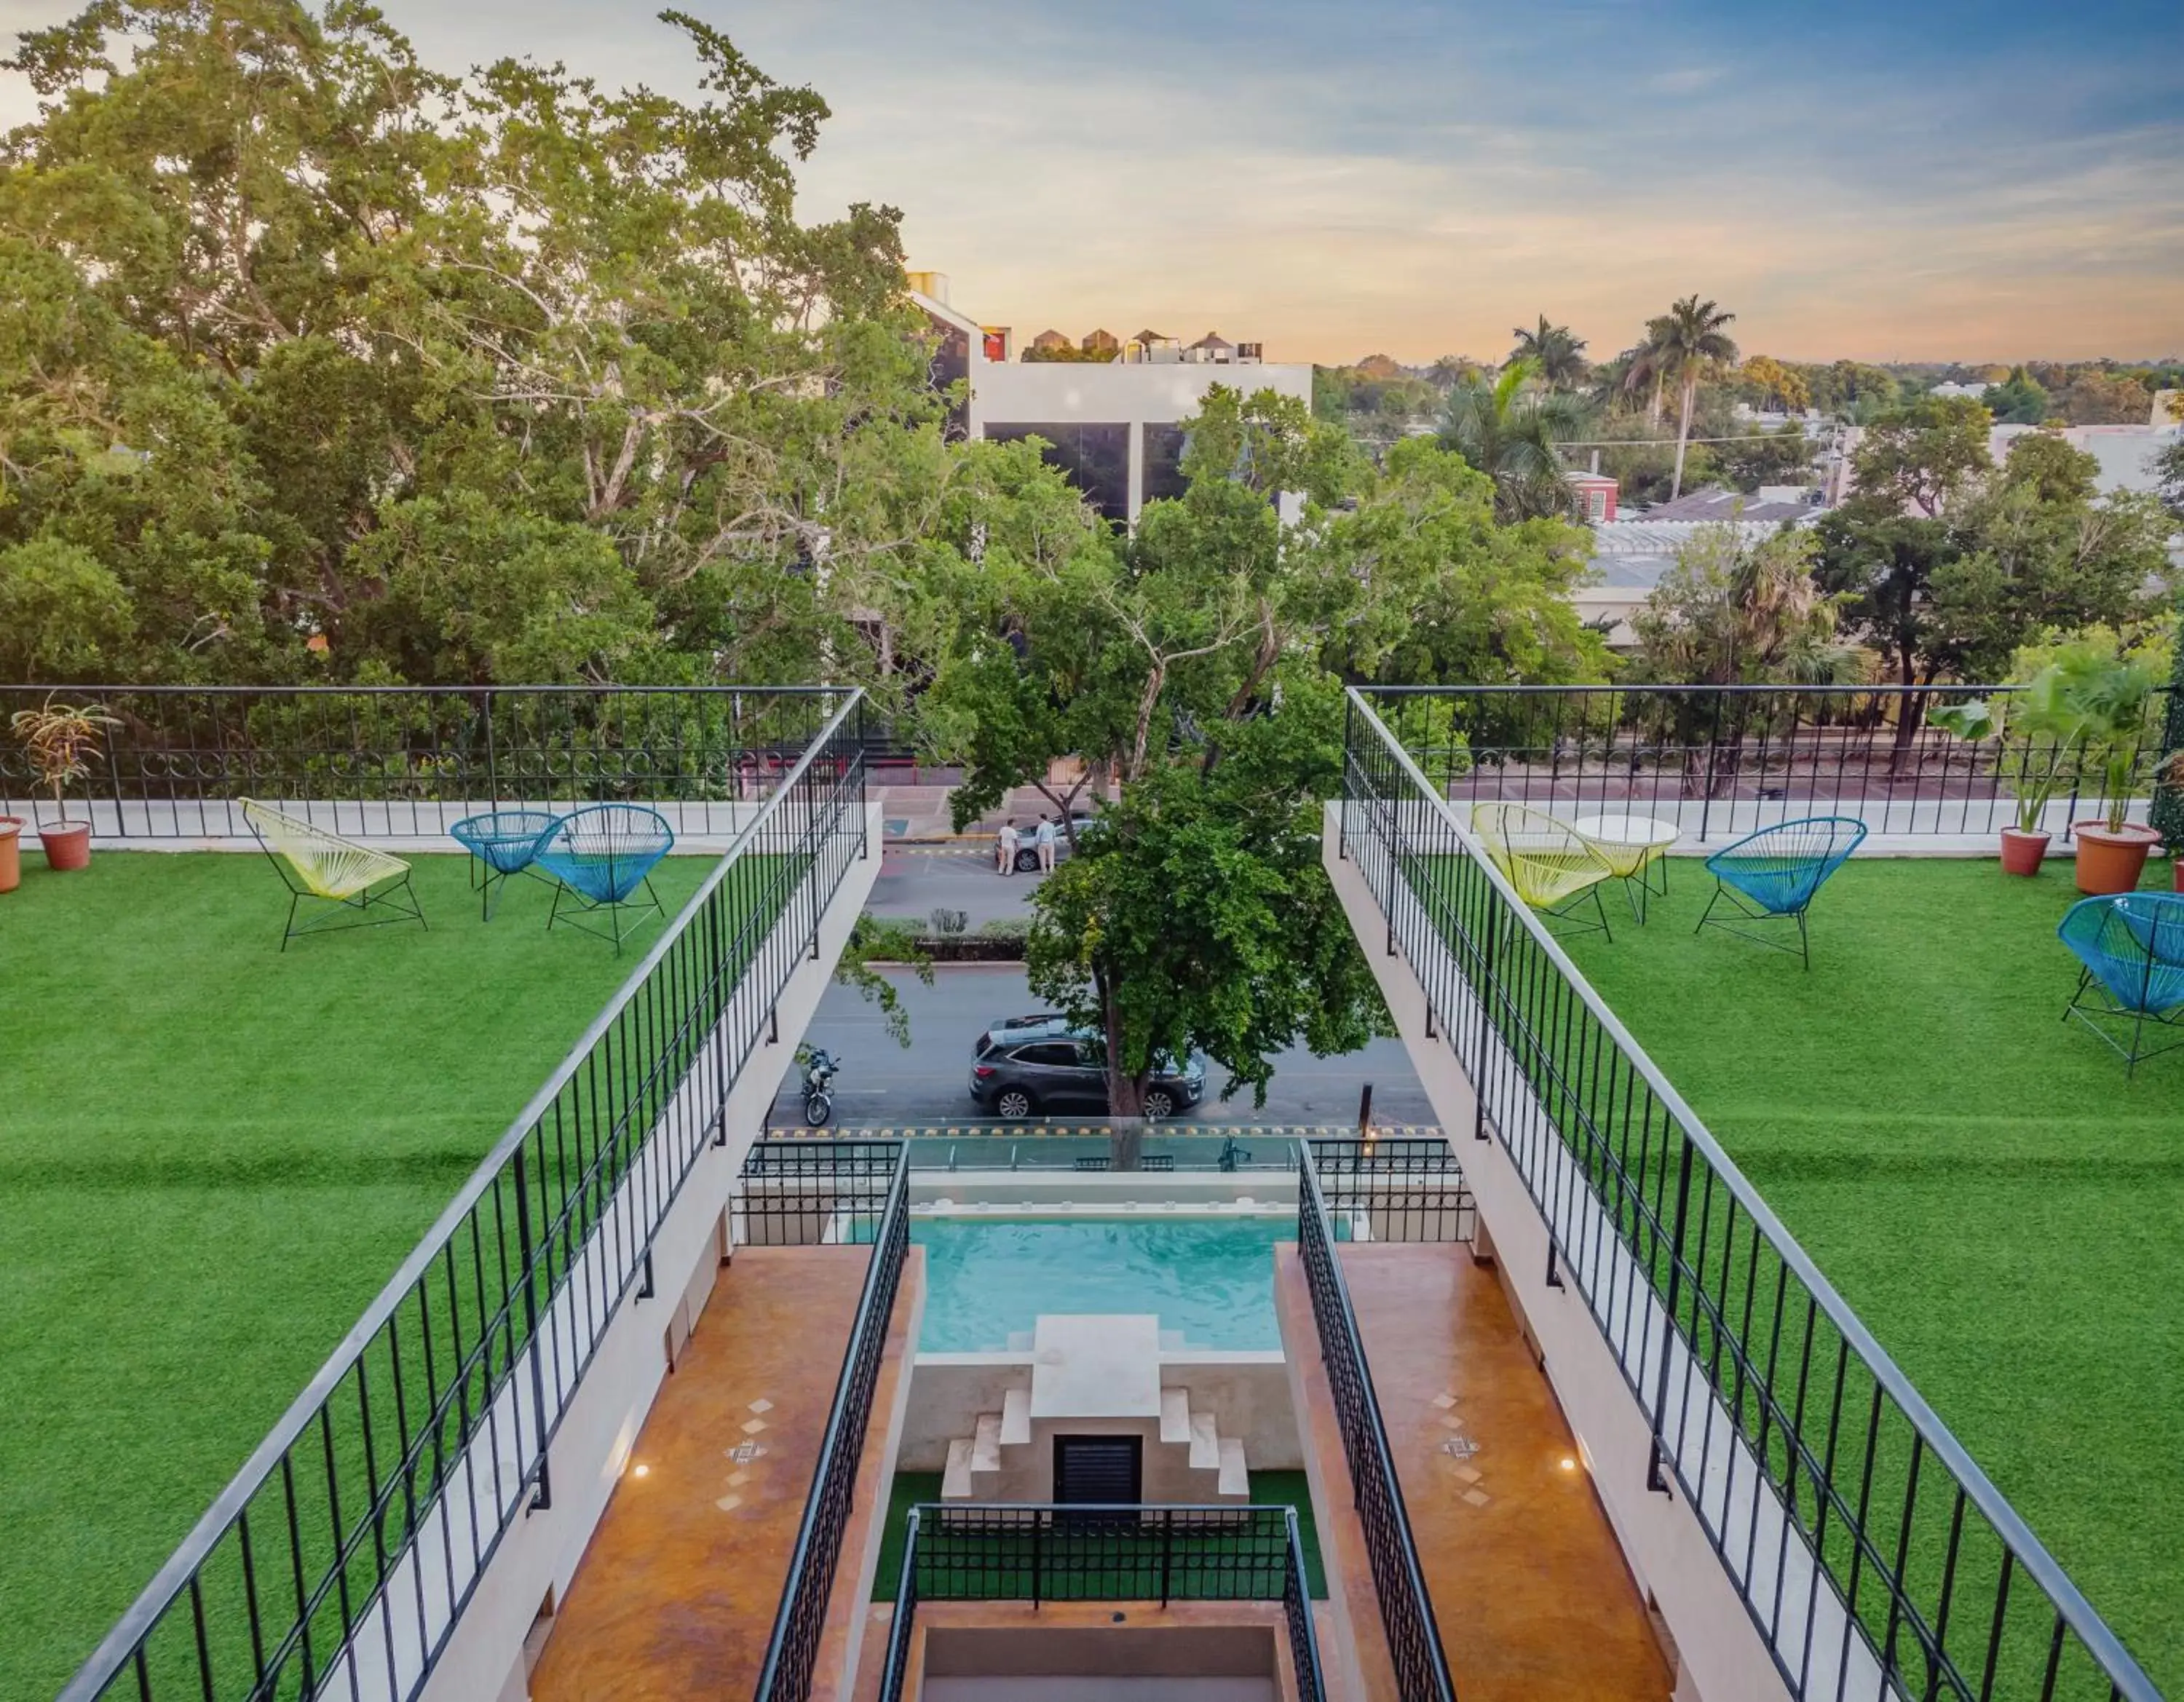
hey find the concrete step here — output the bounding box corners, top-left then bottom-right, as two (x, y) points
(1217, 1436), (1249, 1498)
(1159, 1388), (1191, 1445)
(970, 1412), (1003, 1474)
(1187, 1411), (1219, 1471)
(942, 1437), (974, 1500)
(1000, 1385), (1032, 1447)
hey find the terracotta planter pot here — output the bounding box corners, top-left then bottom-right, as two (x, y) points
(1998, 828), (2049, 876)
(2070, 821), (2159, 895)
(39, 821), (92, 874)
(0, 816), (21, 893)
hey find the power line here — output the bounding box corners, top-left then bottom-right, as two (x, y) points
(1556, 430), (1841, 448)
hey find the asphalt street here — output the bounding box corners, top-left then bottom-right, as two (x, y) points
(769, 837), (1438, 1128)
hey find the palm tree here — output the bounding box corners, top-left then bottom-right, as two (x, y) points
(1437, 358), (1587, 522)
(1648, 296), (1740, 500)
(1507, 316), (1588, 391)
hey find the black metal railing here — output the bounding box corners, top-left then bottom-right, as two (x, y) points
(1308, 1136), (1475, 1243)
(750, 1139), (912, 1702)
(1340, 686), (2160, 1702)
(878, 1504), (1326, 1702)
(1296, 1145), (1458, 1702)
(0, 684), (852, 839)
(1360, 683), (2172, 844)
(59, 692), (870, 1702)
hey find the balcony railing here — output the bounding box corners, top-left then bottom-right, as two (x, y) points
(1340, 685), (2159, 1702)
(0, 684), (850, 839)
(1296, 1144), (1458, 1702)
(58, 690), (869, 1702)
(748, 1139), (914, 1702)
(1361, 683), (2173, 844)
(878, 1504), (1326, 1702)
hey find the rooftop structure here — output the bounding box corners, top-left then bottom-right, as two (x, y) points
(9, 678), (2175, 1702)
(909, 276), (1308, 523)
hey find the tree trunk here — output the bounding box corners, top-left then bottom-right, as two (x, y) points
(1888, 652), (1923, 780)
(1101, 987), (1145, 1170)
(1649, 368), (1665, 427)
(1671, 376), (1696, 500)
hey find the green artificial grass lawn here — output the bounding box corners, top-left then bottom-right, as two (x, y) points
(1556, 855), (2182, 1695)
(871, 1470), (1328, 1601)
(0, 850), (713, 1699)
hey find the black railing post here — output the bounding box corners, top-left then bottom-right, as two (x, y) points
(512, 1136), (553, 1512)
(1032, 1510), (1044, 1609)
(483, 689), (499, 808)
(1699, 692), (1725, 842)
(1648, 1135), (1696, 1496)
(1160, 1508), (1174, 1607)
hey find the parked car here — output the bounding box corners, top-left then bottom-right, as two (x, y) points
(1013, 812), (1097, 873)
(970, 1014), (1206, 1120)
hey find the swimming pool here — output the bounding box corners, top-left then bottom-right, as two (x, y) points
(912, 1214), (1286, 1353)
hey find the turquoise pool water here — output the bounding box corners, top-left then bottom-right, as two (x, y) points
(911, 1215), (1286, 1352)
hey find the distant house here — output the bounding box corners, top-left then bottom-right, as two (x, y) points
(903, 277), (1308, 523)
(1928, 381), (1991, 400)
(1568, 471), (1618, 523)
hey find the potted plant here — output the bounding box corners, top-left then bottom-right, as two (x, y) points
(1931, 686), (2078, 876)
(9, 696), (119, 873)
(0, 813), (20, 894)
(2043, 648), (2163, 894)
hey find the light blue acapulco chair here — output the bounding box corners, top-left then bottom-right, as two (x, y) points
(2058, 893), (2184, 1076)
(534, 804), (674, 955)
(1694, 815), (1867, 969)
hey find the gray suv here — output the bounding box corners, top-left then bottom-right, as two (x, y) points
(970, 1015), (1206, 1120)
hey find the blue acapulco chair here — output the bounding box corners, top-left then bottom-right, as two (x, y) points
(449, 810), (563, 921)
(534, 804), (675, 954)
(1694, 815), (1867, 968)
(2057, 893), (2184, 1076)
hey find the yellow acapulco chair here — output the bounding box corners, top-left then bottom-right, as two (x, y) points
(1470, 801), (1616, 942)
(241, 798), (427, 951)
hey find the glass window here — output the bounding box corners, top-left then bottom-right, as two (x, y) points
(1142, 423), (1190, 507)
(925, 316), (969, 439)
(1015, 1042), (1081, 1067)
(987, 422), (1131, 524)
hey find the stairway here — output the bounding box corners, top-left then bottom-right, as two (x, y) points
(942, 1378), (1250, 1502)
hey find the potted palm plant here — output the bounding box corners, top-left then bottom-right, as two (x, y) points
(2046, 649), (2163, 894)
(1931, 684), (2077, 876)
(9, 697), (119, 873)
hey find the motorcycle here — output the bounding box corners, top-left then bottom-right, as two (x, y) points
(799, 1045), (841, 1127)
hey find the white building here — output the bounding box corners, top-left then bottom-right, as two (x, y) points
(907, 272), (1313, 523)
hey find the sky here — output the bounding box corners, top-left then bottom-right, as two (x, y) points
(3, 0), (2181, 365)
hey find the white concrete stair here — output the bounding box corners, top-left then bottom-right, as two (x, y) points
(1160, 1388), (1192, 1445)
(1216, 1436), (1249, 1499)
(970, 1412), (1003, 1476)
(1187, 1409), (1219, 1471)
(1000, 1384), (1032, 1446)
(942, 1436), (974, 1500)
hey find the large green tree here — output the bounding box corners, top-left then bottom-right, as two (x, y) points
(0, 0), (952, 690)
(1645, 295), (1740, 501)
(1508, 315), (1589, 391)
(1436, 358), (1586, 521)
(1024, 674), (1386, 1139)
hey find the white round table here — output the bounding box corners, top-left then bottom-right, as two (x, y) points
(1570, 812), (1681, 922)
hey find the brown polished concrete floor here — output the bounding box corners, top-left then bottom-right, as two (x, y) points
(1341, 1242), (1674, 1702)
(530, 1244), (869, 1702)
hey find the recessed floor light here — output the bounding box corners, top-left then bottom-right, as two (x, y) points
(633, 1463), (651, 1479)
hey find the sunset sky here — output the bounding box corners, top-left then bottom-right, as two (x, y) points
(4, 0), (2180, 364)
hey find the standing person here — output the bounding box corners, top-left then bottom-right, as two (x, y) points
(996, 818), (1019, 875)
(1036, 815), (1059, 873)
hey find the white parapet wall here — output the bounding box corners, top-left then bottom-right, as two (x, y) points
(413, 801), (882, 1702)
(1321, 801), (1800, 1702)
